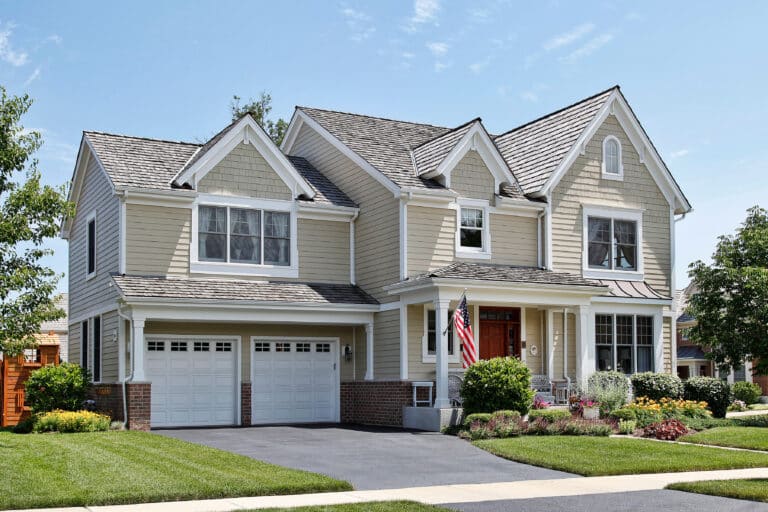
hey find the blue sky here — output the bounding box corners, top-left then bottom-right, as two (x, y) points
(2, 0), (767, 292)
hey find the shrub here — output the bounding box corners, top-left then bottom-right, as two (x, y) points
(587, 371), (630, 414)
(33, 410), (111, 433)
(525, 417), (550, 435)
(12, 416), (36, 434)
(24, 363), (91, 413)
(582, 422), (613, 436)
(630, 372), (684, 401)
(490, 410), (522, 422)
(733, 415), (768, 428)
(618, 419), (637, 435)
(684, 377), (731, 418)
(610, 408), (636, 422)
(732, 382), (762, 405)
(527, 409), (571, 422)
(681, 417), (734, 430)
(643, 418), (688, 441)
(461, 357), (534, 416)
(463, 413), (492, 429)
(728, 400), (748, 412)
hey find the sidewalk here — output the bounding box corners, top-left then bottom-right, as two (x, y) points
(10, 467), (768, 512)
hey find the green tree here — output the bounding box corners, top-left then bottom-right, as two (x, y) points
(687, 206), (768, 375)
(0, 86), (71, 355)
(230, 92), (288, 146)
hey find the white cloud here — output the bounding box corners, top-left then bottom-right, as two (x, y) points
(469, 56), (491, 74)
(23, 66), (41, 86)
(403, 0), (440, 32)
(670, 149), (690, 159)
(520, 91), (539, 102)
(426, 41), (449, 56)
(434, 60), (451, 72)
(340, 7), (376, 42)
(561, 33), (613, 62)
(0, 23), (28, 66)
(543, 23), (594, 51)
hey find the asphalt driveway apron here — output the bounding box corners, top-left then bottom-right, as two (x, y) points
(158, 425), (574, 490)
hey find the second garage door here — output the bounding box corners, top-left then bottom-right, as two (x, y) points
(251, 338), (338, 424)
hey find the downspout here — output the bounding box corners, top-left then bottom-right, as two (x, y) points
(537, 210), (545, 268)
(349, 210), (359, 285)
(544, 197), (553, 270)
(116, 306), (133, 426)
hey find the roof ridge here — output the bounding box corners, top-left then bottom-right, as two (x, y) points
(494, 85), (619, 140)
(410, 117), (482, 151)
(297, 105), (451, 131)
(84, 130), (201, 147)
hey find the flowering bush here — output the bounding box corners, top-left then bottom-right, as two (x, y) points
(626, 396), (711, 423)
(642, 418), (689, 441)
(532, 395), (551, 409)
(728, 400), (748, 412)
(460, 410), (524, 440)
(34, 410), (111, 433)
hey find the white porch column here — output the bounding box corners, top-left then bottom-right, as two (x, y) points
(399, 305), (408, 380)
(576, 305), (591, 385)
(654, 312), (664, 373)
(563, 310), (569, 380)
(132, 317), (146, 381)
(520, 307), (527, 364)
(546, 309), (555, 379)
(365, 322), (374, 381)
(434, 299), (451, 408)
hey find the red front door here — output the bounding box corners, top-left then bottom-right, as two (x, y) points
(479, 307), (521, 360)
(480, 322), (508, 360)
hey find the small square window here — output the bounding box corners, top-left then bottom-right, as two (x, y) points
(275, 342), (291, 352)
(296, 343), (310, 352)
(215, 342), (232, 352)
(254, 342), (271, 352)
(193, 341), (210, 352)
(171, 341), (187, 352)
(316, 343), (331, 353)
(148, 341), (165, 351)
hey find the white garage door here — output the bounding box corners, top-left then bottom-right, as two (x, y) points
(251, 338), (338, 424)
(146, 336), (239, 428)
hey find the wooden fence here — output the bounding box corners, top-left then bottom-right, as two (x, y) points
(0, 344), (60, 427)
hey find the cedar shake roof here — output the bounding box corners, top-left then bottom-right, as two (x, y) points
(406, 262), (606, 289)
(83, 131), (355, 208)
(494, 87), (615, 194)
(598, 279), (671, 300)
(411, 119), (478, 177)
(112, 274), (378, 306)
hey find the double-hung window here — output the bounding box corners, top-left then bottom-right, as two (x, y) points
(198, 205), (291, 267)
(456, 200), (490, 258)
(583, 207), (642, 279)
(423, 307), (458, 362)
(595, 313), (654, 374)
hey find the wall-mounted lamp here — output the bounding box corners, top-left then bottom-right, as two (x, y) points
(111, 329), (118, 343)
(343, 344), (353, 362)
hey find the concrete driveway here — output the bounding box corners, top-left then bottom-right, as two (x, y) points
(159, 424), (574, 490)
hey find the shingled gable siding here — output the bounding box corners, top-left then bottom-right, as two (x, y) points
(68, 154), (120, 362)
(124, 205), (350, 283)
(550, 115), (672, 297)
(197, 142), (292, 200)
(290, 124), (399, 303)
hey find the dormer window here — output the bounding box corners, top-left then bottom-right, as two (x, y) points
(455, 199), (491, 259)
(602, 135), (623, 180)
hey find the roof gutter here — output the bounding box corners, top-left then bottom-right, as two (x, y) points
(385, 277), (608, 296)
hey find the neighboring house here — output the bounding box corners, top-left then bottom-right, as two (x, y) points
(675, 283), (764, 393)
(62, 86), (692, 430)
(34, 293), (69, 362)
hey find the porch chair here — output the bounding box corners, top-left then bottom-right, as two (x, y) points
(530, 374), (555, 404)
(552, 379), (571, 405)
(448, 373), (464, 407)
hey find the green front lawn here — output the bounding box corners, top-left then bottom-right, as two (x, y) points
(667, 479), (768, 503)
(0, 431), (350, 510)
(681, 427), (768, 451)
(256, 502), (449, 512)
(473, 437), (768, 476)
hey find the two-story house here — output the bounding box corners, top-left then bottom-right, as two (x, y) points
(62, 86), (691, 430)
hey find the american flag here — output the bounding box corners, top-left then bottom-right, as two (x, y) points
(454, 295), (476, 368)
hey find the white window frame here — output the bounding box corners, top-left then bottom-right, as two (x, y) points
(601, 135), (624, 181)
(582, 205), (643, 281)
(85, 210), (97, 281)
(455, 198), (491, 260)
(191, 194), (299, 278)
(594, 312), (655, 374)
(421, 305), (460, 364)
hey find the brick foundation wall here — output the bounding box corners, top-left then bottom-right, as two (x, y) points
(88, 384), (124, 422)
(241, 382), (251, 426)
(342, 380), (432, 427)
(126, 382), (151, 431)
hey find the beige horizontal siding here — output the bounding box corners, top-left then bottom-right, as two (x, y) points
(407, 303), (472, 381)
(485, 214), (538, 267)
(198, 142), (292, 200)
(298, 219), (350, 284)
(126, 204), (190, 276)
(373, 309), (401, 379)
(291, 124), (399, 302)
(550, 116), (671, 296)
(451, 150), (495, 202)
(524, 308), (545, 376)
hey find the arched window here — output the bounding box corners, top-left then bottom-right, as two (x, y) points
(602, 135), (623, 178)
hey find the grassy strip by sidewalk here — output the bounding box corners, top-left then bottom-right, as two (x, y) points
(253, 502), (450, 512)
(0, 431), (350, 510)
(681, 427), (768, 451)
(473, 436), (768, 476)
(667, 479), (768, 503)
